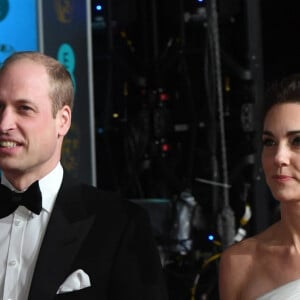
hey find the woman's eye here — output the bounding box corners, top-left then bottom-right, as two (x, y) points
(292, 136), (300, 146)
(262, 138), (275, 147)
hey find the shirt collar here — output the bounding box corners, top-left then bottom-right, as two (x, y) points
(39, 163), (64, 213)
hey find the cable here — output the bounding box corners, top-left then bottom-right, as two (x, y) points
(190, 253), (221, 300)
(207, 0), (236, 249)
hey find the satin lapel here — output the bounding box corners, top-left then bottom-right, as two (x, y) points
(28, 174), (96, 300)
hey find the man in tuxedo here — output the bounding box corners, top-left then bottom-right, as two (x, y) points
(0, 51), (168, 299)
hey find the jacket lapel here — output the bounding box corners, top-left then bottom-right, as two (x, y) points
(28, 174), (96, 300)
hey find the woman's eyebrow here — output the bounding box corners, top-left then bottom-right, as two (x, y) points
(262, 130), (300, 136)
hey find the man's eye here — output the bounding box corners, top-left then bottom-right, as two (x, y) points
(262, 138), (275, 147)
(292, 136), (300, 146)
(19, 105), (32, 111)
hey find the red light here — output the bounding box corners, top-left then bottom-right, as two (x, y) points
(161, 143), (170, 152)
(159, 92), (169, 101)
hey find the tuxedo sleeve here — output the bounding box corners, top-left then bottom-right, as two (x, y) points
(108, 201), (169, 300)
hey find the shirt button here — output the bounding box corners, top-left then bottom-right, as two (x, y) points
(14, 220), (21, 226)
(8, 260), (17, 266)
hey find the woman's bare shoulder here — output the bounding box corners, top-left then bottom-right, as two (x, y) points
(221, 222), (280, 259)
(218, 224), (280, 300)
(220, 235), (258, 270)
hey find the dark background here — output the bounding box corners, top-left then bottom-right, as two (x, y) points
(91, 1), (299, 299)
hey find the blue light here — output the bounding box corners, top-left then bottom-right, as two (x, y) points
(97, 127), (104, 135)
(197, 0), (204, 2)
(96, 4), (102, 11)
(208, 234), (214, 241)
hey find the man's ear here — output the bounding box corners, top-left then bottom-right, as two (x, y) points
(57, 105), (72, 137)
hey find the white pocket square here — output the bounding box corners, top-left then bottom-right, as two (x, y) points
(56, 269), (91, 294)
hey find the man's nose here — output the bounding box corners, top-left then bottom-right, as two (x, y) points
(0, 108), (16, 133)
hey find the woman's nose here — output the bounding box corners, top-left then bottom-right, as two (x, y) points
(274, 144), (289, 167)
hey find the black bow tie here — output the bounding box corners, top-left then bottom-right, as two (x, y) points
(0, 181), (42, 218)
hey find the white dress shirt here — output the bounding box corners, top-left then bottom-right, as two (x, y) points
(0, 163), (63, 300)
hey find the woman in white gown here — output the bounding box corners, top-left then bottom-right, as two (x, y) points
(219, 74), (300, 300)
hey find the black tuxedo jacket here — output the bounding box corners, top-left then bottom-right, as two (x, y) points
(27, 173), (168, 300)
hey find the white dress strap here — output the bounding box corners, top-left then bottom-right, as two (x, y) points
(257, 278), (300, 300)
